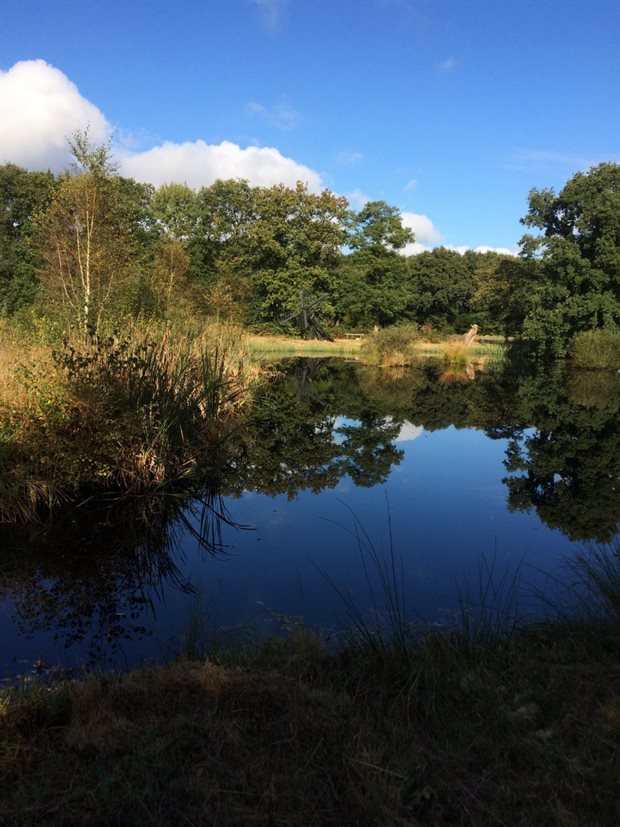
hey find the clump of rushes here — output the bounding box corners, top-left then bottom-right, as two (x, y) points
(0, 324), (254, 520)
(440, 340), (470, 365)
(569, 329), (620, 369)
(359, 322), (420, 366)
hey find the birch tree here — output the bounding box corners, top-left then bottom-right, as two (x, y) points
(40, 131), (138, 334)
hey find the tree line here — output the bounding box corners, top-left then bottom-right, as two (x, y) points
(1, 132), (618, 355)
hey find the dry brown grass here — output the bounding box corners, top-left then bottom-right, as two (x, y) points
(1, 622), (618, 826)
(248, 334), (361, 358)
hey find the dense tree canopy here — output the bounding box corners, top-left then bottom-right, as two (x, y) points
(1, 141), (617, 347)
(0, 164), (56, 314)
(519, 162), (620, 354)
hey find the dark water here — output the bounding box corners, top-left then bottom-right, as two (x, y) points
(1, 358), (619, 682)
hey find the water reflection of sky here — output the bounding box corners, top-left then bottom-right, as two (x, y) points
(193, 426), (572, 640)
(2, 359), (618, 682)
(0, 426), (604, 682)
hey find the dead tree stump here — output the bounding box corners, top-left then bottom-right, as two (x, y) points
(463, 324), (479, 345)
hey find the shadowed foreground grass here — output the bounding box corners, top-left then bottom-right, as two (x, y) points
(1, 622), (618, 826)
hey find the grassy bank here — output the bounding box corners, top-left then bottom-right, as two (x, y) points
(1, 617), (618, 826)
(247, 331), (508, 368)
(248, 333), (362, 358)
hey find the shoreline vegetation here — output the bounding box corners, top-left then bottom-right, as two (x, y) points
(0, 313), (510, 526)
(0, 319), (258, 522)
(0, 143), (618, 824)
(1, 543), (618, 826)
(0, 317), (617, 524)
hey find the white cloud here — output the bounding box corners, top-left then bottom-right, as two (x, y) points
(395, 422), (424, 442)
(404, 178), (417, 191)
(345, 188), (371, 210)
(336, 150), (363, 165)
(399, 211), (443, 254)
(247, 99), (303, 130)
(0, 59), (110, 171)
(119, 139), (324, 191)
(0, 60), (324, 192)
(448, 244), (518, 257)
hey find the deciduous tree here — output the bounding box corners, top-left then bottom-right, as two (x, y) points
(519, 162), (620, 354)
(39, 131), (141, 334)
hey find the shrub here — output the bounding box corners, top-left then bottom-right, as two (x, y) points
(569, 329), (620, 369)
(359, 323), (419, 366)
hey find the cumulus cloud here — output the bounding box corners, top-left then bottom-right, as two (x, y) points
(0, 59), (110, 171)
(119, 139), (324, 191)
(0, 60), (324, 192)
(395, 422), (424, 442)
(399, 211), (442, 254)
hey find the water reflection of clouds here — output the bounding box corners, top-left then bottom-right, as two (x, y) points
(394, 422), (424, 443)
(334, 417), (424, 444)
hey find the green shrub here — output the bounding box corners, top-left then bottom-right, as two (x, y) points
(359, 322), (420, 365)
(569, 329), (620, 369)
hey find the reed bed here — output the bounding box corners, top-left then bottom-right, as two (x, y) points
(0, 320), (256, 521)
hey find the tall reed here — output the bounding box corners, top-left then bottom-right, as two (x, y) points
(0, 323), (255, 520)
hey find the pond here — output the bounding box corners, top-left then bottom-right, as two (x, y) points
(1, 357), (619, 683)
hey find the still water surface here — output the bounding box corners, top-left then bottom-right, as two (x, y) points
(1, 358), (618, 681)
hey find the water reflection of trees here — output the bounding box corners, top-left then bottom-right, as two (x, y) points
(498, 366), (620, 543)
(407, 359), (620, 543)
(1, 357), (618, 674)
(231, 357), (619, 543)
(0, 491), (231, 672)
(225, 359), (406, 498)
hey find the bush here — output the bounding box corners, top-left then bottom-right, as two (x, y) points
(359, 323), (420, 365)
(569, 329), (620, 369)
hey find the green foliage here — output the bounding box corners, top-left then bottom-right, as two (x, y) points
(335, 202), (414, 329)
(408, 247), (474, 328)
(336, 249), (411, 328)
(0, 164), (57, 314)
(569, 328), (620, 369)
(39, 132), (145, 334)
(519, 162), (620, 355)
(359, 322), (420, 365)
(347, 200), (414, 254)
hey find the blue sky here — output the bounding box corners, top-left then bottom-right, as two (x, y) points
(1, 0), (619, 253)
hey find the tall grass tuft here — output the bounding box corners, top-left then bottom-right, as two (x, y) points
(569, 329), (620, 369)
(317, 500), (419, 652)
(0, 323), (255, 520)
(453, 551), (526, 653)
(440, 341), (470, 365)
(558, 541), (620, 625)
